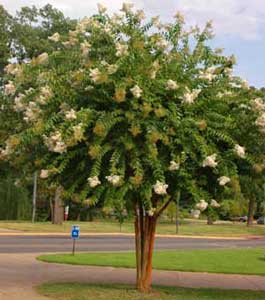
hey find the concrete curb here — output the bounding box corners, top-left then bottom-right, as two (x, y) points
(0, 231), (252, 240)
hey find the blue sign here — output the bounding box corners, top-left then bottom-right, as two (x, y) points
(71, 225), (80, 239)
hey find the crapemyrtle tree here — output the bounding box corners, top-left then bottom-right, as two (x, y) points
(0, 3), (260, 292)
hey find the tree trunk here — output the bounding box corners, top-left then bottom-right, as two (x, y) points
(52, 187), (64, 225)
(247, 198), (255, 226)
(134, 204), (157, 293)
(207, 215), (213, 225)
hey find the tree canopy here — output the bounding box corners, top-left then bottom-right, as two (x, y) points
(1, 2), (265, 292)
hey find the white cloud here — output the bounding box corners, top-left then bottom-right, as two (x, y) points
(2, 0), (265, 40)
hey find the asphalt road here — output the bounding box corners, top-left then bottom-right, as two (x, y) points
(0, 235), (265, 253)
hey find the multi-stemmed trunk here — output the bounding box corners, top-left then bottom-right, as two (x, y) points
(134, 204), (157, 293)
(247, 197), (255, 226)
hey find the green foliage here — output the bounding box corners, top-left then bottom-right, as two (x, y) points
(0, 4), (264, 219)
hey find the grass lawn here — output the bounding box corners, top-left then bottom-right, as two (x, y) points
(37, 283), (265, 300)
(38, 248), (265, 276)
(1, 220), (265, 237)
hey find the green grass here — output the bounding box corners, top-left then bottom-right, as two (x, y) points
(38, 248), (265, 276)
(37, 283), (265, 300)
(1, 220), (265, 237)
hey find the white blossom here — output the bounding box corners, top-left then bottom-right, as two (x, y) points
(166, 80), (178, 90)
(48, 32), (60, 42)
(14, 94), (26, 112)
(130, 85), (143, 98)
(40, 170), (49, 179)
(151, 16), (162, 28)
(241, 79), (250, 89)
(106, 175), (121, 186)
(153, 180), (168, 195)
(37, 52), (49, 64)
(256, 113), (265, 133)
(156, 38), (169, 50)
(234, 144), (246, 158)
(211, 199), (220, 208)
(121, 2), (134, 13)
(89, 68), (102, 83)
(23, 102), (41, 122)
(252, 98), (265, 111)
(196, 199), (208, 211)
(65, 109), (77, 120)
(169, 161), (180, 171)
(191, 209), (200, 219)
(135, 10), (145, 21)
(181, 89), (201, 104)
(202, 154), (218, 168)
(199, 67), (217, 81)
(43, 131), (67, 153)
(115, 42), (128, 57)
(4, 64), (21, 76)
(97, 3), (107, 14)
(218, 176), (230, 186)
(81, 41), (91, 56)
(148, 207), (156, 216)
(107, 64), (118, 75)
(4, 81), (16, 95)
(87, 176), (101, 187)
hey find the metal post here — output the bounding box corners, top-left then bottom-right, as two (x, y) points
(32, 171), (38, 223)
(72, 239), (76, 256)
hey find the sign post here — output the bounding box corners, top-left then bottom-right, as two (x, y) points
(71, 225), (80, 255)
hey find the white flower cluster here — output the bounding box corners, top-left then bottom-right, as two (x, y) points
(101, 61), (118, 74)
(169, 161), (180, 171)
(14, 93), (26, 112)
(65, 109), (77, 120)
(4, 81), (16, 95)
(256, 114), (265, 133)
(196, 199), (208, 211)
(147, 207), (156, 217)
(181, 88), (201, 104)
(218, 176), (230, 186)
(210, 199), (220, 208)
(81, 41), (91, 57)
(0, 140), (14, 159)
(48, 32), (60, 42)
(202, 154), (218, 168)
(23, 102), (41, 122)
(252, 98), (265, 111)
(115, 42), (128, 57)
(43, 131), (67, 153)
(153, 180), (168, 195)
(106, 175), (121, 186)
(37, 52), (49, 64)
(36, 86), (53, 105)
(150, 60), (160, 79)
(199, 67), (217, 82)
(40, 169), (49, 179)
(89, 68), (102, 83)
(166, 80), (178, 90)
(97, 3), (107, 14)
(234, 144), (245, 158)
(156, 37), (169, 50)
(251, 97), (265, 134)
(87, 176), (101, 187)
(4, 64), (21, 76)
(121, 2), (134, 13)
(130, 85), (143, 98)
(73, 123), (84, 141)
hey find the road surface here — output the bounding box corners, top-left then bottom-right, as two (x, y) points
(0, 235), (265, 253)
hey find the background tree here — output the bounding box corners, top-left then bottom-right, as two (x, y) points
(0, 3), (262, 292)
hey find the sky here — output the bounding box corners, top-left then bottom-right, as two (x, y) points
(2, 0), (265, 88)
